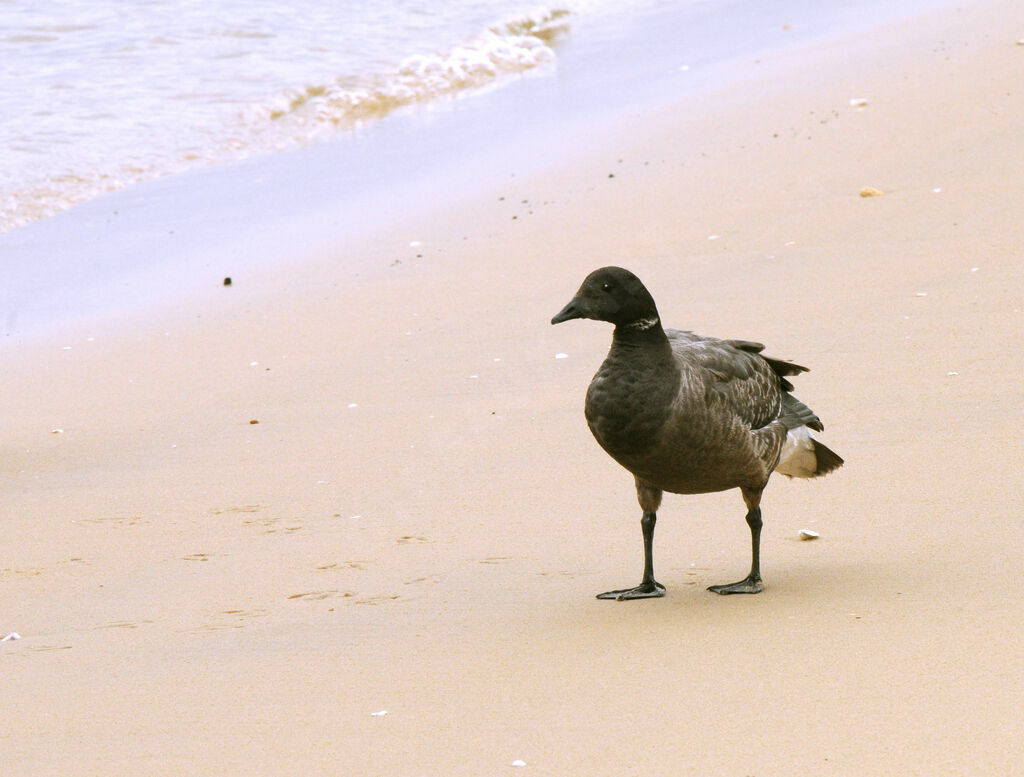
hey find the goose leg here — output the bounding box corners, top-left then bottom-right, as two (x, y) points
(597, 511), (665, 600)
(708, 487), (765, 595)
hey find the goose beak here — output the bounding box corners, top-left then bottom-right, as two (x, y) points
(551, 297), (584, 324)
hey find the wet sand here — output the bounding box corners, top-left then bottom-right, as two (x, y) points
(3, 1), (1023, 774)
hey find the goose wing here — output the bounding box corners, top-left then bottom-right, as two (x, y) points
(666, 329), (802, 431)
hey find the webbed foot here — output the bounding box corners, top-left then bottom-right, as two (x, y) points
(707, 575), (763, 595)
(596, 581), (666, 600)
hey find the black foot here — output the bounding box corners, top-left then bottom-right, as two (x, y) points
(707, 576), (763, 595)
(596, 581), (666, 600)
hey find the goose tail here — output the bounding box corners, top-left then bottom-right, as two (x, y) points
(774, 394), (844, 478)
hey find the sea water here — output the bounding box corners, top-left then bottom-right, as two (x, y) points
(1, 0), (643, 234)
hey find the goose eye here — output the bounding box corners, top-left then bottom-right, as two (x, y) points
(601, 282), (612, 292)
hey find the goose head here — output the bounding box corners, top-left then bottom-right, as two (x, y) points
(551, 266), (661, 330)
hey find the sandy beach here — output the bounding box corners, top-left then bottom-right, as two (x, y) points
(4, 1), (1024, 774)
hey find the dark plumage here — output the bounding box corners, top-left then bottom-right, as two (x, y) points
(552, 266), (843, 599)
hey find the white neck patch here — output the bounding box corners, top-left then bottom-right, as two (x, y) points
(628, 316), (659, 331)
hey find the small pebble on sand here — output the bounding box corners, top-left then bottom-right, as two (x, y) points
(799, 529), (820, 541)
(859, 186), (884, 197)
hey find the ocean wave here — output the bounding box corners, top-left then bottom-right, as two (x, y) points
(247, 7), (570, 137)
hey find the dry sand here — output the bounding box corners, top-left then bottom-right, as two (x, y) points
(4, 1), (1024, 774)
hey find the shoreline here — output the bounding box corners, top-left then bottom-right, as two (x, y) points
(2, 0), (964, 343)
(4, 1), (1024, 774)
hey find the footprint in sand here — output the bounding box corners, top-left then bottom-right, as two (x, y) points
(210, 505), (263, 515)
(196, 609), (271, 631)
(315, 561), (365, 571)
(97, 620), (153, 630)
(243, 515), (303, 534)
(182, 552), (217, 562)
(403, 574), (441, 585)
(397, 535), (430, 545)
(287, 590), (354, 601)
(77, 515), (148, 527)
(355, 595), (400, 605)
(220, 608), (270, 619)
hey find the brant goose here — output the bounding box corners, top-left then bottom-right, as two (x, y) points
(552, 266), (843, 599)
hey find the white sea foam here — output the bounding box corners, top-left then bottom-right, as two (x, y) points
(247, 8), (569, 140)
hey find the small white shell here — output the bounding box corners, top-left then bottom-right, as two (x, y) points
(511, 760), (527, 768)
(554, 353), (568, 360)
(849, 97), (868, 107)
(1, 632), (20, 642)
(370, 710), (388, 717)
(798, 529), (820, 541)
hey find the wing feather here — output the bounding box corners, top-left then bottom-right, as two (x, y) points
(666, 329), (795, 430)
